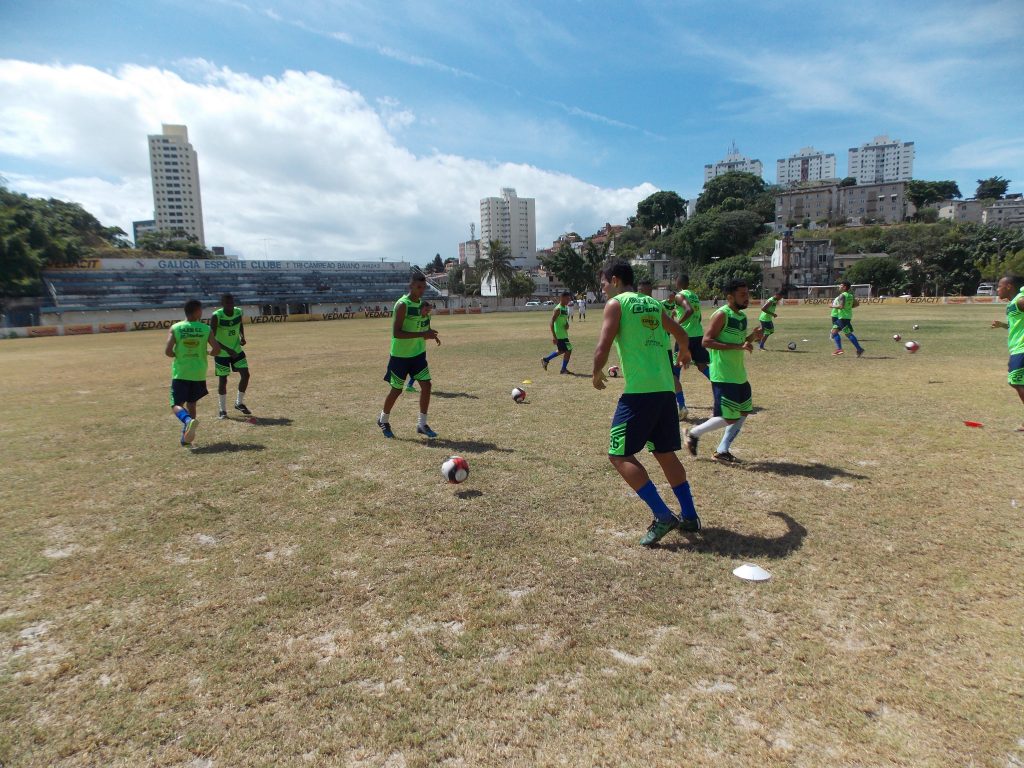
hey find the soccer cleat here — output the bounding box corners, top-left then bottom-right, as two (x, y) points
(856, 349), (865, 357)
(182, 418), (198, 445)
(832, 349), (844, 356)
(218, 410), (228, 420)
(559, 369), (572, 375)
(678, 513), (702, 533)
(377, 417), (394, 439)
(712, 451), (740, 464)
(234, 402), (252, 416)
(405, 384), (417, 392)
(541, 358), (549, 371)
(684, 430), (698, 456)
(416, 424), (438, 439)
(678, 406), (689, 421)
(640, 518), (679, 547)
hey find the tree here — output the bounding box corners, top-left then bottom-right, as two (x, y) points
(540, 242), (591, 295)
(137, 229), (211, 258)
(976, 176), (1010, 200)
(635, 191), (687, 231)
(505, 271), (536, 306)
(842, 256), (906, 294)
(696, 172), (774, 222)
(666, 209), (765, 268)
(581, 238), (611, 293)
(430, 253), (444, 273)
(475, 239), (516, 300)
(694, 254), (762, 295)
(840, 177), (857, 187)
(906, 180), (961, 209)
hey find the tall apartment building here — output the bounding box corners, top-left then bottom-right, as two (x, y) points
(776, 146), (837, 186)
(847, 135), (914, 185)
(981, 198), (1024, 229)
(148, 124), (205, 246)
(774, 181), (913, 230)
(704, 142), (763, 183)
(479, 188), (537, 269)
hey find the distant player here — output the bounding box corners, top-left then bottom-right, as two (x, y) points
(638, 279), (687, 418)
(378, 273), (440, 439)
(831, 281), (865, 357)
(210, 293), (251, 418)
(992, 274), (1024, 430)
(593, 260), (699, 547)
(673, 274), (711, 417)
(542, 292), (574, 374)
(406, 301), (438, 391)
(685, 279), (761, 463)
(577, 295), (587, 321)
(757, 290), (784, 350)
(165, 299), (220, 446)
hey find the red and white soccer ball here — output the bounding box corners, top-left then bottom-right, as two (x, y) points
(904, 340), (920, 353)
(608, 365), (621, 378)
(511, 386), (526, 403)
(441, 456), (470, 484)
(892, 333), (901, 341)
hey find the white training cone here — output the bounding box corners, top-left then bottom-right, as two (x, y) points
(733, 563), (771, 582)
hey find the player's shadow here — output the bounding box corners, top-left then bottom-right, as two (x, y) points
(189, 442), (266, 454)
(740, 460), (867, 481)
(666, 512), (806, 559)
(456, 489), (483, 500)
(429, 437), (514, 454)
(432, 391), (480, 400)
(249, 417), (293, 426)
(771, 349), (810, 354)
(866, 355), (896, 360)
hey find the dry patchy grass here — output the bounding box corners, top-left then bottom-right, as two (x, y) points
(1, 304), (1022, 767)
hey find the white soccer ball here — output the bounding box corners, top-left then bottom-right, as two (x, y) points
(511, 386), (526, 403)
(787, 342), (797, 351)
(893, 333), (901, 341)
(913, 324), (919, 330)
(441, 456), (470, 484)
(904, 340), (920, 353)
(608, 365), (620, 378)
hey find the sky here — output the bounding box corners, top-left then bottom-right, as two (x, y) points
(1, 0), (1022, 262)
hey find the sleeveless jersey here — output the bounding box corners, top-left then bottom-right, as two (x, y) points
(553, 305), (570, 339)
(212, 307), (244, 353)
(170, 320), (211, 381)
(677, 289), (703, 336)
(836, 291), (855, 319)
(1008, 288), (1024, 354)
(759, 297), (778, 323)
(708, 305), (748, 384)
(390, 295), (427, 358)
(611, 292), (674, 394)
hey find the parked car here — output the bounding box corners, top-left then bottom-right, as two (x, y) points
(977, 283), (996, 296)
(542, 300), (555, 305)
(524, 301), (541, 307)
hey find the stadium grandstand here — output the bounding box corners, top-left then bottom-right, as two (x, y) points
(31, 257), (441, 326)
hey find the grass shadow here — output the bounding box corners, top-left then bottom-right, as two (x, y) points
(189, 442), (266, 454)
(665, 512), (806, 559)
(248, 416), (294, 426)
(456, 489), (483, 499)
(429, 437), (514, 454)
(740, 460), (867, 481)
(432, 391), (480, 400)
(769, 349), (810, 354)
(556, 371), (590, 378)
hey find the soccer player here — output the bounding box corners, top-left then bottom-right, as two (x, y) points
(831, 281), (865, 357)
(406, 301), (438, 391)
(165, 299), (220, 446)
(638, 279), (687, 418)
(991, 274), (1024, 430)
(685, 278), (761, 464)
(757, 290), (784, 350)
(577, 295), (587, 321)
(542, 292), (574, 374)
(210, 293), (251, 418)
(378, 274), (440, 439)
(673, 274), (711, 417)
(593, 260), (700, 547)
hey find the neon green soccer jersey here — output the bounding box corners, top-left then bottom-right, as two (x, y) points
(708, 305), (748, 384)
(837, 291), (855, 320)
(553, 305), (570, 340)
(677, 289), (703, 336)
(1008, 288), (1024, 354)
(390, 295), (427, 357)
(759, 297), (778, 323)
(170, 320), (211, 381)
(612, 292), (674, 394)
(212, 307), (243, 353)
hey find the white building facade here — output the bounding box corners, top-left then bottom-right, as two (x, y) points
(981, 198), (1024, 229)
(704, 144), (763, 183)
(776, 146), (837, 186)
(847, 135), (914, 185)
(148, 125), (205, 246)
(479, 188), (538, 269)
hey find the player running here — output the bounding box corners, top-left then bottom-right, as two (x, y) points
(685, 278), (761, 464)
(165, 299), (220, 446)
(378, 273), (440, 439)
(593, 260), (700, 547)
(210, 293), (251, 418)
(831, 281), (865, 357)
(757, 290), (784, 350)
(542, 292), (574, 374)
(674, 275), (711, 416)
(991, 274), (1024, 431)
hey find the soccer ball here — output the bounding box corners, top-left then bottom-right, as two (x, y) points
(608, 365), (620, 378)
(904, 341), (920, 353)
(913, 324), (919, 330)
(441, 456), (470, 484)
(511, 386), (526, 403)
(787, 342), (797, 351)
(893, 334), (901, 341)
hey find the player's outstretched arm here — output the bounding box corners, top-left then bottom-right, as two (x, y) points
(592, 301), (621, 390)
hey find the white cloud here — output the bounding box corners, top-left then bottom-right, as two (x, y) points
(944, 137), (1024, 171)
(0, 59), (655, 260)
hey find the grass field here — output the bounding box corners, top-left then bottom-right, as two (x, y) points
(1, 302), (1022, 767)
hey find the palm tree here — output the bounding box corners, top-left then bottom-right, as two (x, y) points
(475, 239), (517, 303)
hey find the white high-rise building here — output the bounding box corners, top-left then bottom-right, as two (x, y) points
(480, 188), (537, 269)
(704, 143), (763, 183)
(148, 124), (205, 246)
(776, 146), (837, 186)
(847, 135), (914, 185)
